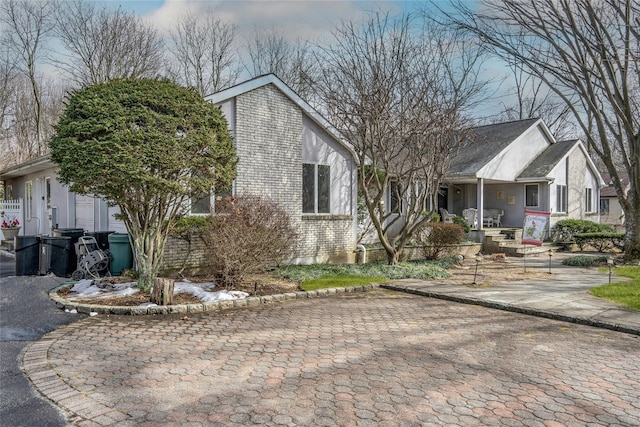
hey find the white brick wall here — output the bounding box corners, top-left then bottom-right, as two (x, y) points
(234, 84), (355, 263)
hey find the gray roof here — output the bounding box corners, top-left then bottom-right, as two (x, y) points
(518, 139), (578, 179)
(449, 118), (540, 176)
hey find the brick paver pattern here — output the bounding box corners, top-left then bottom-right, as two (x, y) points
(28, 291), (640, 426)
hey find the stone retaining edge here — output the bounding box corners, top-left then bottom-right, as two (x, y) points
(49, 282), (382, 316)
(381, 283), (640, 337)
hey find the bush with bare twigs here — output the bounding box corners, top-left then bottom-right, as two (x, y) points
(202, 195), (299, 289)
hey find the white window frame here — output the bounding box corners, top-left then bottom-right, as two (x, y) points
(585, 187), (593, 213)
(25, 181), (33, 218)
(525, 184), (539, 208)
(556, 184), (567, 213)
(303, 163), (330, 214)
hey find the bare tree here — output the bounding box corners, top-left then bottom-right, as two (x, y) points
(315, 12), (488, 264)
(0, 0), (55, 158)
(448, 0), (640, 259)
(167, 11), (241, 96)
(495, 58), (577, 141)
(54, 1), (165, 87)
(245, 26), (317, 100)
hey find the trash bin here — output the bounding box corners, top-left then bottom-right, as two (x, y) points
(39, 236), (71, 277)
(84, 231), (114, 251)
(108, 233), (133, 276)
(15, 235), (40, 276)
(53, 228), (85, 275)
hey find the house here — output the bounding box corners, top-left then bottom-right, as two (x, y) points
(599, 170), (629, 232)
(444, 118), (605, 234)
(0, 74), (359, 265)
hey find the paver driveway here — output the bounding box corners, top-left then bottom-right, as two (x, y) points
(25, 289), (640, 426)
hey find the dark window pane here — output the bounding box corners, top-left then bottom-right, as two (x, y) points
(526, 185), (538, 207)
(600, 198), (609, 214)
(390, 181), (400, 213)
(317, 165), (330, 213)
(303, 163), (315, 213)
(191, 194), (210, 214)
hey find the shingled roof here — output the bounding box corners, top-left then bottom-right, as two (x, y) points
(517, 139), (579, 180)
(448, 118), (541, 177)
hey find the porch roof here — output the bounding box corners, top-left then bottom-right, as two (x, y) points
(0, 154), (53, 179)
(517, 139), (578, 180)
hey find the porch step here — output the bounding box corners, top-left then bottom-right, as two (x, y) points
(496, 241), (560, 257)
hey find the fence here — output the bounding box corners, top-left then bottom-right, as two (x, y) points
(0, 199), (24, 238)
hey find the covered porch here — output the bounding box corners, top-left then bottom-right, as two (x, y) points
(441, 177), (551, 231)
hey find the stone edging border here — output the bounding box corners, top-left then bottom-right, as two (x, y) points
(49, 282), (382, 316)
(381, 283), (640, 337)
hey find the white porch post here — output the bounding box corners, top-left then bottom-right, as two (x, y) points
(477, 178), (484, 230)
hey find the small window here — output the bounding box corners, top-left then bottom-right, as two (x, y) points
(585, 188), (593, 212)
(25, 181), (33, 218)
(525, 184), (539, 207)
(389, 181), (401, 213)
(45, 178), (51, 209)
(556, 184), (567, 213)
(600, 198), (609, 215)
(303, 163), (330, 214)
(191, 193), (211, 215)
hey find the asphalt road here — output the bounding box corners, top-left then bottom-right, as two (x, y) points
(0, 255), (83, 427)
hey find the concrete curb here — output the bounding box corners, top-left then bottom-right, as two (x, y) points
(49, 282), (382, 316)
(381, 283), (640, 337)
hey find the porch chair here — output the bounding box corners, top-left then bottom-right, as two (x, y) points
(462, 208), (477, 229)
(440, 208), (456, 223)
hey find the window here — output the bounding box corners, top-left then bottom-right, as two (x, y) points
(600, 198), (609, 215)
(191, 192), (211, 215)
(45, 177), (51, 209)
(6, 184), (12, 200)
(303, 163), (330, 214)
(525, 184), (539, 207)
(585, 188), (593, 212)
(389, 180), (401, 213)
(556, 184), (567, 213)
(25, 181), (33, 218)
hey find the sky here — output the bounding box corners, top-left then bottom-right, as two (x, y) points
(100, 0), (462, 42)
(90, 0), (507, 116)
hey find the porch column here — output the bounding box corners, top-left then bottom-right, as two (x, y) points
(477, 178), (484, 230)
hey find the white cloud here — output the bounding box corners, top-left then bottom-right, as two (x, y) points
(143, 0), (402, 42)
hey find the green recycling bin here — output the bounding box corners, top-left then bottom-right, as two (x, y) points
(107, 233), (133, 276)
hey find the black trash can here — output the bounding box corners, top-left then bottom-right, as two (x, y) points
(53, 228), (85, 275)
(84, 231), (115, 251)
(40, 236), (71, 277)
(15, 235), (40, 276)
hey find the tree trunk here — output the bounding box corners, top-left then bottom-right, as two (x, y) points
(624, 188), (640, 260)
(151, 278), (174, 305)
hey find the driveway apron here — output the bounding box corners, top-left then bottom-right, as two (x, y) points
(1, 261), (83, 427)
(21, 290), (640, 426)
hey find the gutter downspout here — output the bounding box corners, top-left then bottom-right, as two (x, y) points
(356, 244), (367, 264)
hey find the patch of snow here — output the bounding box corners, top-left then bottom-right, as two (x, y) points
(66, 279), (139, 301)
(174, 281), (248, 302)
(64, 278), (248, 303)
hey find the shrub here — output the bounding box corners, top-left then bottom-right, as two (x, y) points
(452, 215), (470, 234)
(551, 219), (614, 242)
(202, 195), (299, 288)
(573, 232), (625, 251)
(417, 223), (465, 260)
(562, 255), (609, 267)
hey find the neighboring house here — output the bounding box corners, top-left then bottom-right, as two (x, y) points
(0, 74), (359, 264)
(599, 170), (629, 232)
(444, 118), (605, 233)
